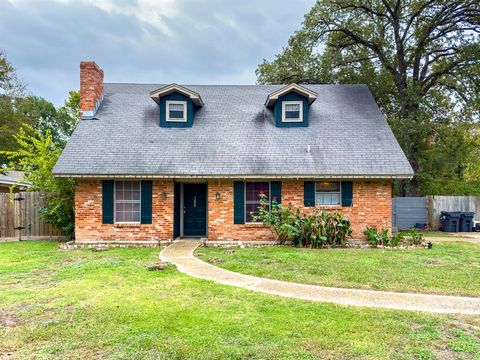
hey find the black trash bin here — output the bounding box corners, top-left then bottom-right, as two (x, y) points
(459, 212), (475, 232)
(440, 211), (462, 232)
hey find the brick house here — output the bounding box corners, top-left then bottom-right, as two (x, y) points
(53, 62), (413, 244)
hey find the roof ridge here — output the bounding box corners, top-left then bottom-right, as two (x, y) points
(104, 82), (368, 87)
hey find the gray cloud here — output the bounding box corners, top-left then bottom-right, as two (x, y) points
(0, 0), (313, 105)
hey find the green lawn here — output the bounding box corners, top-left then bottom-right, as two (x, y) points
(1, 242), (479, 359)
(199, 242), (480, 297)
(412, 231), (472, 239)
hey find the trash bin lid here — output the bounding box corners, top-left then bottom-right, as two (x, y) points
(461, 212), (475, 217)
(442, 211), (462, 217)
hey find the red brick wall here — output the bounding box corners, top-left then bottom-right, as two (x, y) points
(207, 180), (392, 241)
(75, 180), (173, 241)
(74, 179), (391, 242)
(208, 180), (275, 241)
(282, 180), (392, 239)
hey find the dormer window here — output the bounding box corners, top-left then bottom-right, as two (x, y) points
(150, 84), (204, 128)
(282, 101), (303, 122)
(265, 84), (317, 128)
(167, 100), (187, 122)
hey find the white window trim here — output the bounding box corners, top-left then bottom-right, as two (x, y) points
(114, 180), (141, 224)
(281, 101), (303, 123)
(245, 181), (271, 224)
(166, 100), (187, 122)
(315, 181), (342, 206)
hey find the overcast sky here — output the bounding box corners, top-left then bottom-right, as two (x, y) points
(0, 0), (314, 105)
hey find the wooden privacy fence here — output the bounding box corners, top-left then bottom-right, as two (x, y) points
(393, 195), (480, 231)
(427, 196), (480, 230)
(0, 191), (65, 240)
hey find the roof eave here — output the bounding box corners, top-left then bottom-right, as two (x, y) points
(53, 173), (414, 180)
(265, 83), (318, 107)
(150, 83), (204, 107)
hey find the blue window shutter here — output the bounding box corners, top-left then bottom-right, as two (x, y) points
(271, 181), (281, 206)
(304, 181), (315, 207)
(233, 181), (245, 224)
(141, 181), (153, 224)
(341, 181), (353, 207)
(102, 180), (114, 224)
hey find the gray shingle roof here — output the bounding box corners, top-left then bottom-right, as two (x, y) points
(53, 83), (413, 178)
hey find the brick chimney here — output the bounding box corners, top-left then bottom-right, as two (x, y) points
(80, 61), (104, 118)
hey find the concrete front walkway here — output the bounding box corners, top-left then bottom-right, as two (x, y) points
(160, 241), (480, 315)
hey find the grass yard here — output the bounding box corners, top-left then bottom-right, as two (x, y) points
(1, 241), (479, 359)
(199, 242), (480, 297)
(414, 231), (474, 239)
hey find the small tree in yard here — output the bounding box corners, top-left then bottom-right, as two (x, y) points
(0, 125), (75, 237)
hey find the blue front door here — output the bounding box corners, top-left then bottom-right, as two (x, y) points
(183, 183), (207, 237)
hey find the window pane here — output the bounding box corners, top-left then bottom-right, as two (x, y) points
(245, 182), (269, 222)
(131, 211), (140, 222)
(169, 103), (184, 111)
(316, 182), (340, 192)
(169, 103), (185, 119)
(131, 190), (140, 201)
(315, 181), (341, 205)
(116, 211), (125, 222)
(246, 204), (258, 223)
(285, 103), (300, 119)
(246, 182), (270, 201)
(115, 181), (141, 222)
(285, 104), (299, 111)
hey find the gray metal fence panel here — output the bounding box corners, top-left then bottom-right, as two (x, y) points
(392, 197), (427, 231)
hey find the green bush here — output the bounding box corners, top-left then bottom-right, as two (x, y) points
(364, 226), (380, 246)
(363, 227), (391, 246)
(390, 232), (404, 247)
(254, 194), (352, 248)
(363, 226), (423, 247)
(407, 228), (424, 245)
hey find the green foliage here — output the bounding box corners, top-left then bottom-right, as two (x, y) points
(256, 1), (480, 196)
(364, 227), (418, 247)
(0, 50), (79, 164)
(254, 194), (352, 247)
(363, 226), (424, 247)
(0, 49), (25, 97)
(390, 232), (404, 247)
(4, 242), (480, 358)
(363, 226), (392, 247)
(0, 125), (75, 237)
(407, 229), (424, 246)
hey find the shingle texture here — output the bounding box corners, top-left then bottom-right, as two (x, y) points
(53, 83), (413, 178)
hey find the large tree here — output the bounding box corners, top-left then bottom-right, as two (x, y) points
(257, 0), (480, 195)
(0, 50), (80, 164)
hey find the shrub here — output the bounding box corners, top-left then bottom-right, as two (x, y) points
(390, 232), (404, 247)
(407, 228), (424, 245)
(364, 226), (380, 246)
(254, 194), (352, 248)
(363, 226), (423, 247)
(364, 227), (390, 247)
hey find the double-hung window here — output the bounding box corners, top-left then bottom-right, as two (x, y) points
(166, 100), (187, 121)
(281, 101), (303, 122)
(315, 182), (341, 206)
(245, 182), (270, 223)
(115, 181), (141, 222)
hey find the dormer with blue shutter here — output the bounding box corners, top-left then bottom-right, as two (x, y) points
(150, 84), (204, 128)
(265, 84), (317, 128)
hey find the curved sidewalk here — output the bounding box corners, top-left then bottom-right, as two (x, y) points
(160, 241), (480, 315)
